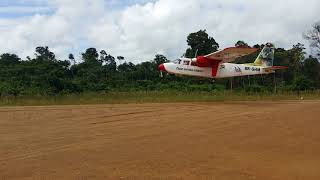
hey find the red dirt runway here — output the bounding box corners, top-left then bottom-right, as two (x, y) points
(0, 101), (320, 179)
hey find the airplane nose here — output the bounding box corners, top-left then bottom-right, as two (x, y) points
(159, 64), (166, 71)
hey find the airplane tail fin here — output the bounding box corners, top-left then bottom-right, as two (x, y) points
(253, 43), (275, 67)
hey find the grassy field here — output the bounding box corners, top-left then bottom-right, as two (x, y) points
(0, 90), (319, 106)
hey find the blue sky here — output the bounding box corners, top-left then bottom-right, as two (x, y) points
(0, 0), (153, 18)
(0, 0), (158, 17)
(0, 0), (318, 62)
(0, 1), (49, 18)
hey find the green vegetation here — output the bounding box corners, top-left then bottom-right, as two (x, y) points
(0, 90), (319, 106)
(0, 23), (319, 106)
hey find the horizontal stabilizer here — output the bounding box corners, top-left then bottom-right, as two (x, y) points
(264, 66), (288, 70)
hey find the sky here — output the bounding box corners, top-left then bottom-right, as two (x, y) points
(0, 0), (318, 63)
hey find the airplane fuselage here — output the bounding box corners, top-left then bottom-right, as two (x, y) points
(162, 58), (274, 79)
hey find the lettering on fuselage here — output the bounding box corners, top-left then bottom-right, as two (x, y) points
(176, 67), (204, 73)
(234, 66), (241, 72)
(245, 66), (261, 72)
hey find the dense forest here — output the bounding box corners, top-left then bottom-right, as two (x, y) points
(0, 23), (319, 97)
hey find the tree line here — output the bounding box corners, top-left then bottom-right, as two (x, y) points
(0, 23), (319, 96)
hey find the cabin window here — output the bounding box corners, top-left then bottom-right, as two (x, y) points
(183, 60), (190, 65)
(190, 61), (197, 66)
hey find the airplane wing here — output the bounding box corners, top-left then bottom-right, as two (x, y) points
(195, 47), (259, 67)
(205, 47), (259, 63)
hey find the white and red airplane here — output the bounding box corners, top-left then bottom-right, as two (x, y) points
(159, 43), (287, 79)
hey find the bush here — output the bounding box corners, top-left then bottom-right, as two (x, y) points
(293, 76), (314, 91)
(0, 82), (21, 96)
(245, 84), (264, 93)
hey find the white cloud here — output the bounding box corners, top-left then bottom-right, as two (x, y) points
(0, 0), (319, 63)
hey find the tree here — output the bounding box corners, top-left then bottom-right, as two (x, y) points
(82, 48), (99, 62)
(185, 30), (219, 58)
(134, 61), (156, 81)
(0, 53), (20, 65)
(293, 76), (314, 91)
(18, 47), (73, 95)
(235, 40), (249, 47)
(153, 54), (168, 66)
(304, 22), (320, 58)
(303, 56), (320, 87)
(0, 53), (22, 96)
(99, 50), (107, 63)
(100, 50), (116, 72)
(118, 62), (135, 73)
(253, 44), (261, 49)
(117, 56), (125, 64)
(68, 53), (76, 65)
(35, 46), (55, 61)
(288, 43), (306, 79)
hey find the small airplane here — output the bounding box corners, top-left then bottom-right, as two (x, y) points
(159, 43), (287, 79)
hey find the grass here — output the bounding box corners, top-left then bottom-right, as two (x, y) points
(0, 90), (319, 106)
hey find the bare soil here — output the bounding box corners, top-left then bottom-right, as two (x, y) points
(1, 101), (320, 180)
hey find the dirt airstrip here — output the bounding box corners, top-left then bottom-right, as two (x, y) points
(0, 101), (320, 180)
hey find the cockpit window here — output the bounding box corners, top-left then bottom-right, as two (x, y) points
(183, 60), (190, 65)
(172, 59), (181, 64)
